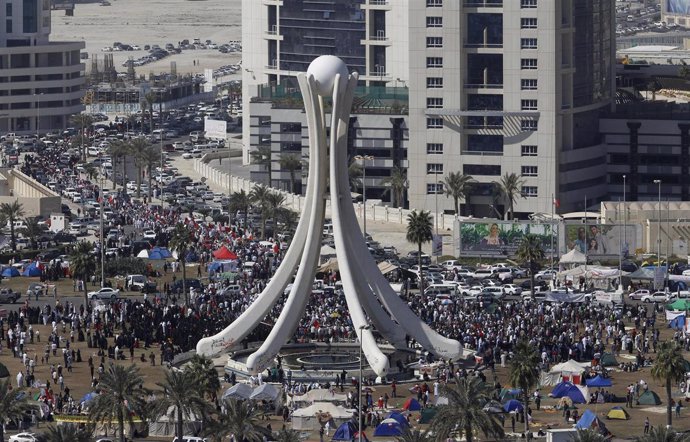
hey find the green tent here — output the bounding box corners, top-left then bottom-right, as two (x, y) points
(667, 299), (690, 311)
(600, 353), (618, 367)
(638, 390), (662, 406)
(683, 359), (690, 373)
(419, 408), (437, 424)
(0, 362), (8, 378)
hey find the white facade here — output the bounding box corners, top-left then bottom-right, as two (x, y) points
(662, 0), (690, 27)
(0, 0), (85, 134)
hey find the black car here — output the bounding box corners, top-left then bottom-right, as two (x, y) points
(171, 278), (203, 294)
(38, 250), (62, 262)
(520, 279), (548, 291)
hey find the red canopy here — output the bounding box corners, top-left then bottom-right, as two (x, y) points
(213, 245), (238, 260)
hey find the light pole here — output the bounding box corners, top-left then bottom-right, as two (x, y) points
(35, 93), (43, 142)
(100, 173), (105, 288)
(623, 174), (626, 259)
(354, 155), (373, 237)
(358, 323), (371, 442)
(654, 179), (662, 288)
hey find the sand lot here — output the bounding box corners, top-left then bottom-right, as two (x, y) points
(50, 0), (242, 74)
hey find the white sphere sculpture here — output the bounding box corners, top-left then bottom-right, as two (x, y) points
(306, 56), (349, 97)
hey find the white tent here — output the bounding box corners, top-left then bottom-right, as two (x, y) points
(222, 383), (253, 400)
(289, 388), (347, 407)
(320, 245), (337, 260)
(137, 249), (149, 259)
(540, 359), (590, 386)
(291, 402), (355, 431)
(558, 266), (623, 279)
(250, 383), (281, 401)
(148, 406), (201, 437)
(559, 248), (586, 264)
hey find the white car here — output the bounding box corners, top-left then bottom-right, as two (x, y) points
(628, 289), (651, 300)
(182, 152), (193, 159)
(535, 269), (557, 281)
(502, 284), (522, 295)
(641, 292), (673, 303)
(461, 285), (484, 298)
(143, 230), (157, 240)
(87, 287), (120, 300)
(9, 433), (38, 442)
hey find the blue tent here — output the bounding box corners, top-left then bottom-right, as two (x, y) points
(402, 397), (422, 411)
(550, 382), (587, 404)
(373, 419), (403, 437)
(332, 422), (368, 442)
(185, 250), (199, 262)
(669, 314), (686, 330)
(576, 409), (608, 435)
(148, 250), (164, 260)
(585, 375), (612, 388)
(550, 381), (574, 398)
(80, 392), (98, 404)
(2, 267), (19, 277)
(22, 262), (42, 277)
(385, 412), (410, 428)
(502, 399), (524, 413)
(499, 388), (522, 401)
(150, 247), (172, 259)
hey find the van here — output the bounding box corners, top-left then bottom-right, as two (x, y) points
(481, 286), (505, 299)
(68, 222), (87, 236)
(424, 284), (458, 298)
(222, 284), (241, 297)
(322, 223), (334, 236)
(473, 268), (494, 279)
(242, 261), (256, 277)
(125, 274), (147, 290)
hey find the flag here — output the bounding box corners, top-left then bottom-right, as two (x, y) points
(553, 198), (560, 208)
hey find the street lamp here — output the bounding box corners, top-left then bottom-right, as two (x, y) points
(35, 93), (43, 142)
(654, 179), (662, 288)
(358, 323), (371, 442)
(623, 174), (627, 258)
(100, 173), (105, 288)
(354, 155), (374, 237)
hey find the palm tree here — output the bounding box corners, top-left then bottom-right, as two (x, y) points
(20, 216), (43, 249)
(108, 140), (131, 189)
(494, 172), (525, 220)
(430, 377), (504, 442)
(89, 364), (147, 442)
(636, 426), (690, 442)
(651, 341), (687, 427)
(348, 160), (363, 192)
(168, 222), (193, 304)
(443, 171), (475, 215)
(229, 189), (251, 228)
(264, 191), (286, 238)
(138, 144), (162, 200)
(275, 428), (301, 442)
(69, 113), (94, 161)
(406, 210), (433, 295)
(508, 339), (540, 434)
(250, 145), (273, 187)
(0, 199), (25, 251)
(37, 425), (93, 442)
(187, 354), (220, 401)
(219, 398), (266, 442)
(515, 234), (545, 299)
(573, 429), (608, 442)
(276, 207), (298, 235)
(249, 184), (272, 238)
(83, 162), (98, 182)
(395, 428), (431, 442)
(130, 137), (151, 198)
(279, 153), (301, 194)
(144, 91), (158, 134)
(381, 167), (408, 208)
(0, 378), (31, 442)
(69, 241), (97, 308)
(154, 369), (209, 442)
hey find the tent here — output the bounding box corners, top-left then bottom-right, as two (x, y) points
(332, 421), (368, 442)
(667, 299), (690, 311)
(222, 383), (252, 400)
(0, 362), (8, 378)
(150, 247), (172, 259)
(599, 353), (618, 367)
(668, 313), (687, 330)
(377, 261), (398, 275)
(250, 383), (280, 401)
(499, 388), (522, 401)
(22, 262), (42, 277)
(373, 419), (404, 437)
(185, 250), (199, 262)
(586, 375), (612, 388)
(502, 399), (524, 413)
(540, 360), (588, 386)
(385, 412), (410, 428)
(402, 397), (422, 411)
(320, 245), (337, 259)
(213, 245), (238, 260)
(137, 249), (150, 258)
(318, 258), (339, 273)
(606, 406), (630, 420)
(627, 267), (655, 280)
(291, 402), (354, 431)
(2, 267), (20, 277)
(290, 389), (348, 406)
(560, 248), (587, 264)
(550, 382), (588, 404)
(638, 390), (662, 405)
(80, 392), (98, 404)
(576, 409), (608, 435)
(148, 406), (201, 437)
(418, 408), (437, 424)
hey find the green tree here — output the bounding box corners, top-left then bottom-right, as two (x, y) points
(443, 171), (475, 215)
(429, 377), (504, 442)
(20, 216), (43, 249)
(381, 167), (408, 208)
(83, 162), (98, 182)
(108, 140), (131, 189)
(187, 354), (221, 401)
(250, 145), (273, 188)
(406, 210), (433, 295)
(572, 429), (608, 442)
(275, 428), (301, 442)
(130, 137), (152, 198)
(89, 364), (147, 442)
(635, 426), (690, 442)
(651, 341), (687, 427)
(168, 222), (193, 304)
(229, 189), (251, 228)
(69, 241), (97, 307)
(218, 398), (266, 442)
(0, 378), (31, 442)
(348, 161), (363, 192)
(279, 153), (301, 194)
(0, 199), (25, 251)
(395, 428), (431, 442)
(276, 207), (298, 235)
(249, 184), (272, 238)
(137, 143), (162, 200)
(37, 425), (93, 442)
(69, 113), (94, 161)
(508, 339), (540, 434)
(679, 65), (690, 82)
(494, 173), (525, 220)
(515, 234), (545, 299)
(153, 369), (210, 442)
(143, 91), (159, 134)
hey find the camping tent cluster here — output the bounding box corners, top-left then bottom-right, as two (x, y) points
(221, 383), (281, 402)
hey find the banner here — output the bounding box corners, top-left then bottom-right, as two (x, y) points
(459, 221), (556, 256)
(432, 234), (442, 257)
(668, 0), (690, 13)
(204, 118), (227, 140)
(563, 224), (638, 257)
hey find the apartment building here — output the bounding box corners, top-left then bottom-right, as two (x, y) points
(0, 0), (85, 134)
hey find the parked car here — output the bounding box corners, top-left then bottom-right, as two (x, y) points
(502, 284), (522, 295)
(0, 288), (19, 303)
(9, 433), (38, 442)
(641, 291), (673, 303)
(87, 287), (120, 300)
(628, 289), (651, 300)
(534, 269), (557, 281)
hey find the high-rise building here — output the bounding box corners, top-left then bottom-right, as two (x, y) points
(241, 0), (616, 215)
(0, 0), (85, 134)
(662, 0), (690, 27)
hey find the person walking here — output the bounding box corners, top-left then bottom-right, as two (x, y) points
(644, 417), (650, 434)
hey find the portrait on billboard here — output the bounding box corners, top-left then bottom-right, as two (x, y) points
(564, 224), (637, 257)
(459, 222), (555, 255)
(668, 0), (690, 14)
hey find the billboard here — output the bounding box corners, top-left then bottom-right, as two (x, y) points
(459, 222), (556, 256)
(563, 224), (638, 257)
(204, 118), (227, 140)
(667, 0), (690, 14)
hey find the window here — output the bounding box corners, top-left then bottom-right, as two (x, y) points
(521, 99), (538, 110)
(521, 166), (538, 177)
(427, 143), (443, 154)
(5, 19), (12, 33)
(427, 183), (443, 194)
(521, 79), (538, 90)
(521, 18), (537, 29)
(23, 0), (37, 33)
(521, 0), (537, 8)
(521, 145), (538, 156)
(463, 164), (501, 176)
(426, 37), (443, 48)
(427, 77), (443, 88)
(521, 120), (538, 131)
(426, 0), (442, 6)
(427, 163), (443, 174)
(426, 57), (443, 68)
(521, 38), (538, 49)
(521, 58), (537, 69)
(427, 97), (443, 108)
(427, 118), (443, 129)
(426, 16), (443, 27)
(6, 3), (11, 15)
(521, 186), (538, 197)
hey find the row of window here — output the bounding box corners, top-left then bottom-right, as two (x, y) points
(426, 164), (538, 177)
(426, 183), (538, 197)
(425, 0), (538, 7)
(427, 117), (537, 131)
(426, 143), (538, 157)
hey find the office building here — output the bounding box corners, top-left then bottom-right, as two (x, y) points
(0, 0), (85, 134)
(662, 0), (690, 27)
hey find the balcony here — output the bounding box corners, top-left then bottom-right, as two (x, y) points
(464, 0), (502, 6)
(464, 42), (503, 49)
(464, 83), (503, 89)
